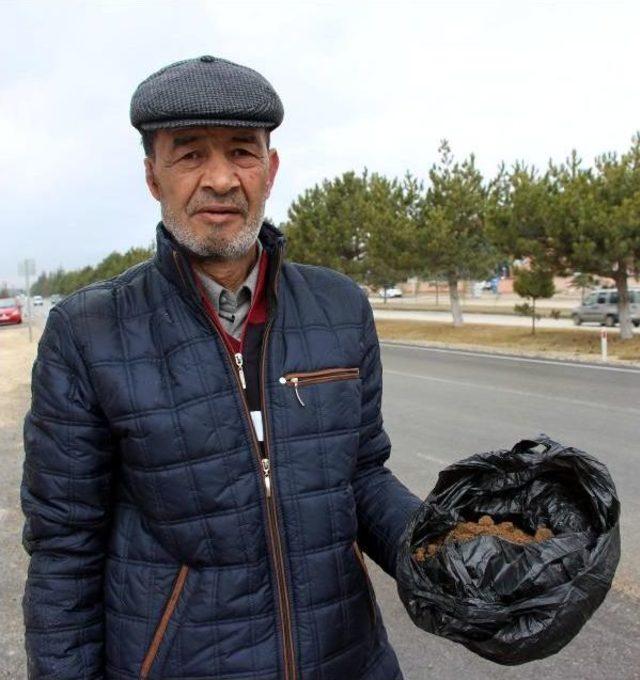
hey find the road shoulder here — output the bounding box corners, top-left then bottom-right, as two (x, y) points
(378, 337), (640, 369)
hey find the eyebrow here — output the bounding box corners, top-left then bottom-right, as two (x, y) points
(231, 133), (260, 144)
(171, 135), (203, 148)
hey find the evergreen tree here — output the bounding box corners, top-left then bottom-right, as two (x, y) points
(513, 266), (555, 335)
(30, 245), (154, 297)
(418, 141), (497, 326)
(283, 170), (417, 288)
(363, 173), (420, 292)
(547, 136), (640, 340)
(490, 136), (640, 341)
(284, 171), (371, 280)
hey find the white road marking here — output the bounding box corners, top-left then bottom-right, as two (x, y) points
(381, 341), (640, 374)
(413, 451), (453, 467)
(384, 368), (640, 415)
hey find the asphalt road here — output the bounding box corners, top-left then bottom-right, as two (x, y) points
(1, 314), (639, 678)
(373, 343), (640, 680)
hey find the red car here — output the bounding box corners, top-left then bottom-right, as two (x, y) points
(0, 297), (22, 325)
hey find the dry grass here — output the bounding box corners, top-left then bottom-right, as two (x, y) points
(0, 325), (41, 428)
(375, 319), (640, 362)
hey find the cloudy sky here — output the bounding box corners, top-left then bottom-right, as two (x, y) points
(2, 0), (639, 287)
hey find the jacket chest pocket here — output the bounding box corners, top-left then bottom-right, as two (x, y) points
(279, 368), (360, 407)
(276, 366), (362, 471)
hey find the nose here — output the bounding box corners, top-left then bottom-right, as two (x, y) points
(199, 150), (241, 195)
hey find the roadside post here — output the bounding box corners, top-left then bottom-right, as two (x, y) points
(600, 328), (608, 362)
(18, 259), (35, 343)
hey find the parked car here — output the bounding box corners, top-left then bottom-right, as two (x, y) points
(50, 294), (63, 306)
(378, 287), (403, 299)
(32, 295), (44, 306)
(571, 289), (640, 327)
(0, 297), (23, 325)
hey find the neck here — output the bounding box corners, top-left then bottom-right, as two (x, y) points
(192, 243), (258, 292)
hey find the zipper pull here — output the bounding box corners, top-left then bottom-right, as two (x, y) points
(261, 458), (272, 497)
(279, 376), (305, 407)
(291, 377), (306, 407)
(234, 353), (247, 390)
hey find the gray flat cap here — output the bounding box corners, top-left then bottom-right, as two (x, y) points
(130, 55), (284, 132)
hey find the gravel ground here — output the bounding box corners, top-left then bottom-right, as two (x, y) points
(0, 323), (39, 679)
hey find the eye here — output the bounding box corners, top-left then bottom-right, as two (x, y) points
(181, 151), (201, 161)
(232, 148), (252, 157)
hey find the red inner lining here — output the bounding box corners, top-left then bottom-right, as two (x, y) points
(192, 248), (269, 355)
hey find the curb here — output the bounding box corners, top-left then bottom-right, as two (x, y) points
(378, 338), (640, 370)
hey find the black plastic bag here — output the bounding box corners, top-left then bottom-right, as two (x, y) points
(396, 435), (621, 665)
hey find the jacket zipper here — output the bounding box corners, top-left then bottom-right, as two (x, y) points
(258, 248), (296, 680)
(279, 368), (360, 407)
(140, 565), (190, 679)
(172, 247), (297, 680)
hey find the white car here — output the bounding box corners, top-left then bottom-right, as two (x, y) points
(571, 289), (640, 327)
(378, 287), (403, 299)
(32, 295), (44, 306)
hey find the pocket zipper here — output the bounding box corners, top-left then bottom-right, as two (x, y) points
(140, 565), (190, 679)
(279, 368), (360, 407)
(353, 541), (377, 627)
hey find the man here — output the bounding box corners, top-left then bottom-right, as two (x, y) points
(21, 56), (422, 679)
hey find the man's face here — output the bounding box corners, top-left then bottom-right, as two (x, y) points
(144, 126), (279, 260)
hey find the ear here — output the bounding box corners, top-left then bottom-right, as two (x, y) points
(144, 157), (162, 202)
(265, 148), (280, 198)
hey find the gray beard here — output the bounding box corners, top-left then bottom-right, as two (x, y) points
(161, 202), (265, 261)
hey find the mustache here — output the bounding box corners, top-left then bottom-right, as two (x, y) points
(187, 190), (248, 216)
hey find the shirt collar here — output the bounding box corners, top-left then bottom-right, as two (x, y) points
(193, 240), (263, 316)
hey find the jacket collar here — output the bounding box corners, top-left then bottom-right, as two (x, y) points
(153, 220), (286, 306)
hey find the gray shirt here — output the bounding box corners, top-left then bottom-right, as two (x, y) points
(194, 242), (263, 341)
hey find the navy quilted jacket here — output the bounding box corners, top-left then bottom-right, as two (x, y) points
(21, 222), (422, 679)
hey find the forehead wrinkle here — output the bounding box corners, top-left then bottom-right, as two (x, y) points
(166, 126), (267, 145)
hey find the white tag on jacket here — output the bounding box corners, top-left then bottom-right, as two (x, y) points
(250, 411), (264, 442)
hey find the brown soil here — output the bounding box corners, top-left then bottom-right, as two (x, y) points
(414, 515), (554, 561)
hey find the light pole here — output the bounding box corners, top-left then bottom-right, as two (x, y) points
(18, 259), (35, 342)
